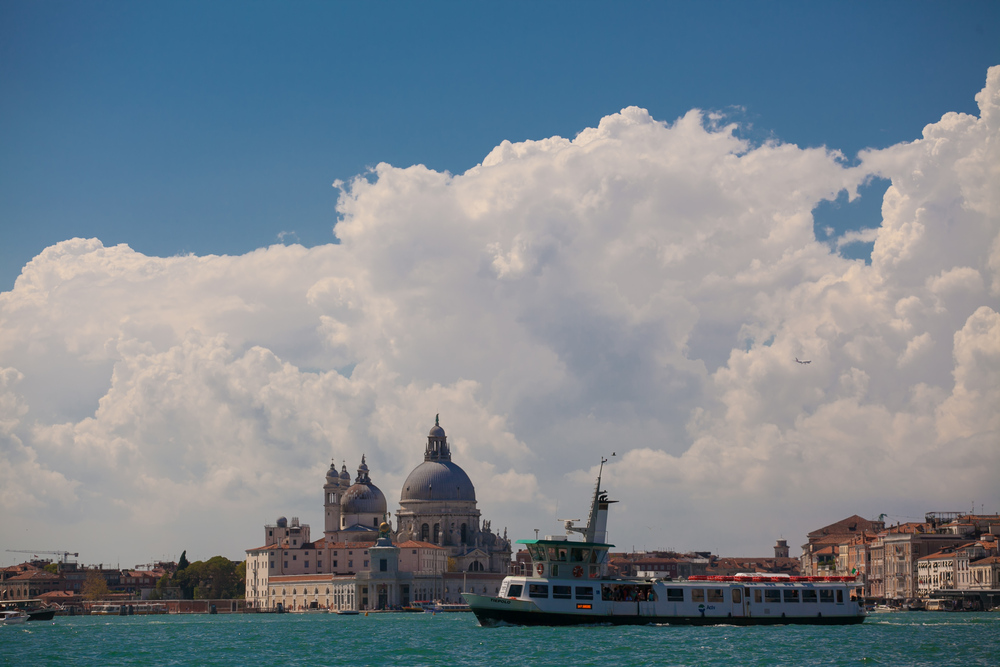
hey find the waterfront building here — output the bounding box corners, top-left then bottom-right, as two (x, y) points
(800, 515), (883, 577)
(882, 525), (970, 599)
(969, 555), (1000, 590)
(245, 418), (512, 611)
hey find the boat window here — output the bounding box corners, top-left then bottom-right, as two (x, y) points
(764, 590), (781, 603)
(553, 585), (572, 599)
(551, 564), (560, 577)
(707, 589), (724, 603)
(527, 545), (544, 561)
(802, 590), (818, 603)
(692, 589), (705, 602)
(732, 589), (742, 603)
(819, 590), (834, 603)
(783, 590), (800, 603)
(836, 590), (843, 604)
(575, 587), (593, 600)
(547, 547), (558, 561)
(754, 589), (762, 603)
(570, 548), (591, 563)
(666, 588), (684, 602)
(507, 584), (523, 598)
(528, 584), (549, 599)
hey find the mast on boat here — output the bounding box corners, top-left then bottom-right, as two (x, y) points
(565, 457), (617, 544)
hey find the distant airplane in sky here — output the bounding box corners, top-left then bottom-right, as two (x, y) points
(795, 358), (811, 364)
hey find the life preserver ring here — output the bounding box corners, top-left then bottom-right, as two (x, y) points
(536, 564), (544, 575)
(572, 566), (584, 578)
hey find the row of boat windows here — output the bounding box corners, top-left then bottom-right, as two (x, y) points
(526, 545), (603, 564)
(510, 584), (595, 600)
(510, 584), (845, 604)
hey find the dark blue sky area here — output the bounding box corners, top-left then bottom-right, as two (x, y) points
(2, 1), (998, 288)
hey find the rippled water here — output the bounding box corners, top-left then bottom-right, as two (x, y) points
(3, 611), (998, 666)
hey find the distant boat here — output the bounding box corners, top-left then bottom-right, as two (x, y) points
(90, 604), (122, 616)
(335, 609), (359, 615)
(2, 610), (29, 625)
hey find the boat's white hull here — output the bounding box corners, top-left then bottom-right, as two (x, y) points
(464, 578), (866, 627)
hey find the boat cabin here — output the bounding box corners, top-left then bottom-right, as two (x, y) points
(518, 536), (612, 580)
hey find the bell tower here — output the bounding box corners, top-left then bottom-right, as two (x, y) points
(324, 459), (342, 540)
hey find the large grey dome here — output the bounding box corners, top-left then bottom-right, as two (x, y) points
(341, 482), (387, 515)
(401, 460), (476, 502)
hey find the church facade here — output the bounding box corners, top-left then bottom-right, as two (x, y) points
(245, 418), (511, 611)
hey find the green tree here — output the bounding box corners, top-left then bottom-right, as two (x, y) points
(82, 570), (110, 601)
(234, 560), (246, 599)
(43, 562), (59, 574)
(177, 550), (190, 571)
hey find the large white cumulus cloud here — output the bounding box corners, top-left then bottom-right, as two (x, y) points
(1, 69), (997, 563)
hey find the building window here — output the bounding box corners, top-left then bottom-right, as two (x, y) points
(433, 524), (440, 543)
(305, 561), (310, 568)
(421, 524), (429, 541)
(380, 559), (387, 572)
(284, 562), (288, 568)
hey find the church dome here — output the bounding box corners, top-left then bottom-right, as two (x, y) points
(341, 455), (387, 515)
(401, 416), (477, 502)
(342, 481), (388, 515)
(401, 460), (476, 502)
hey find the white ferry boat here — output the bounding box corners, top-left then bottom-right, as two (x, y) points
(463, 460), (866, 626)
(89, 604), (122, 616)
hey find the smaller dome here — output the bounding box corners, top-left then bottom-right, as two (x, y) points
(277, 517), (288, 528)
(339, 464), (351, 481)
(341, 482), (387, 515)
(326, 460), (339, 480)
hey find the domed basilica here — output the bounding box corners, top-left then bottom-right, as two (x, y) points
(246, 417), (511, 611)
(394, 416), (510, 573)
(322, 416), (510, 573)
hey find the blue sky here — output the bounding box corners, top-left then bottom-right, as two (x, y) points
(2, 1), (998, 289)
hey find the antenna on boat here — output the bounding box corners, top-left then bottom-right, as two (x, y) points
(582, 457), (617, 543)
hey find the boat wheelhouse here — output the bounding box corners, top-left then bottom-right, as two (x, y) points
(463, 459), (866, 626)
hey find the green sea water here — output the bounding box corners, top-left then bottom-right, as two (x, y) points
(2, 611), (998, 666)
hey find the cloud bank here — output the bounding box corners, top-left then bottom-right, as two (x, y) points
(2, 68), (998, 564)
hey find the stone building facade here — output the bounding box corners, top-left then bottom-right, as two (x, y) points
(245, 418), (511, 611)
